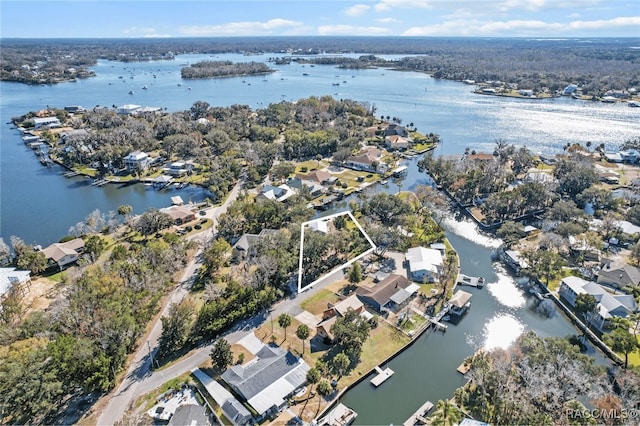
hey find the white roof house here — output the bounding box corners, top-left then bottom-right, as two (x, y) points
(116, 104), (142, 115)
(32, 116), (61, 129)
(559, 276), (637, 331)
(405, 246), (443, 283)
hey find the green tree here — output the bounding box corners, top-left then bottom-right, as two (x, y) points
(332, 351), (350, 379)
(202, 238), (231, 274)
(574, 293), (598, 321)
(133, 209), (173, 236)
(604, 327), (638, 369)
(496, 221), (525, 247)
(521, 249), (566, 286)
(430, 400), (463, 426)
(296, 324), (310, 354)
(316, 378), (332, 397)
(158, 300), (195, 358)
(117, 204), (132, 217)
(84, 234), (107, 262)
(348, 262), (363, 285)
(278, 313), (292, 340)
(330, 308), (371, 362)
(210, 337), (233, 374)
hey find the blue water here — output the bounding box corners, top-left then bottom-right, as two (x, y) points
(2, 52), (638, 245)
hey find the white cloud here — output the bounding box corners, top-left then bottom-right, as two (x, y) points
(377, 17), (401, 23)
(122, 27), (159, 36)
(317, 25), (392, 35)
(402, 15), (640, 36)
(374, 0), (434, 12)
(179, 19), (304, 36)
(345, 4), (370, 17)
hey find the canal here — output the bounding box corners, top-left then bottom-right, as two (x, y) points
(338, 176), (611, 425)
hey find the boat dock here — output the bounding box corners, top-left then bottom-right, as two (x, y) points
(317, 403), (358, 426)
(64, 171), (80, 178)
(456, 274), (484, 288)
(92, 179), (109, 187)
(370, 365), (394, 387)
(429, 318), (448, 331)
(403, 400), (434, 426)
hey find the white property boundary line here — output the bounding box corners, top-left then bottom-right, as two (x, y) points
(297, 210), (377, 293)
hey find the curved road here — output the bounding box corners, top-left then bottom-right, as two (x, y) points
(97, 181), (344, 425)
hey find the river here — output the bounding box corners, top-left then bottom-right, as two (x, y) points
(2, 51), (639, 245)
(0, 48), (636, 423)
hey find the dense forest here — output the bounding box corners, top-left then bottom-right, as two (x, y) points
(1, 37), (638, 94)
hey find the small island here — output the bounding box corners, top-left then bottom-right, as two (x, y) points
(180, 60), (275, 79)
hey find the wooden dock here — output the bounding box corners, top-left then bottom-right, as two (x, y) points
(370, 366), (394, 387)
(429, 317), (448, 331)
(456, 273), (484, 288)
(403, 400), (434, 425)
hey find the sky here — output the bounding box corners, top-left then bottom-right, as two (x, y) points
(1, 0), (639, 38)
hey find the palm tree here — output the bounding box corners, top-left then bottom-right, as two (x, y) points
(278, 313), (292, 340)
(429, 399), (463, 426)
(296, 324), (310, 354)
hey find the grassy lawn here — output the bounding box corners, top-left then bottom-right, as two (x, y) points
(300, 289), (340, 315)
(626, 335), (640, 367)
(296, 159), (330, 173)
(343, 322), (411, 386)
(399, 313), (427, 332)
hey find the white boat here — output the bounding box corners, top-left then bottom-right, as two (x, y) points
(128, 90), (134, 95)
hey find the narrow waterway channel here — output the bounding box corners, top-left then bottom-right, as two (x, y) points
(326, 155), (612, 425)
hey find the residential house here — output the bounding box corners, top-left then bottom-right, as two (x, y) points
(344, 146), (389, 174)
(220, 345), (310, 417)
(298, 170), (337, 186)
(500, 249), (528, 274)
(231, 229), (278, 264)
(316, 295), (365, 342)
(192, 368), (252, 425)
(32, 116), (61, 129)
(164, 161), (192, 177)
(168, 405), (211, 426)
(307, 218), (331, 234)
(559, 276), (637, 331)
(465, 153), (495, 162)
(116, 104), (142, 115)
(385, 135), (411, 151)
(160, 205), (196, 225)
(518, 89), (534, 97)
(525, 169), (555, 184)
(124, 151), (151, 172)
(597, 261), (640, 289)
(64, 105), (86, 113)
(568, 235), (601, 262)
(256, 184), (297, 202)
(356, 274), (419, 313)
(0, 268), (31, 302)
(405, 246), (443, 283)
(383, 124), (409, 138)
(41, 238), (85, 270)
(287, 178), (325, 198)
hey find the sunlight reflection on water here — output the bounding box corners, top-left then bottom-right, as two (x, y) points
(486, 271), (526, 308)
(483, 314), (525, 350)
(441, 216), (502, 248)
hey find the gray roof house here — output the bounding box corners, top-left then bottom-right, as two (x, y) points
(559, 276), (637, 331)
(221, 345), (310, 416)
(192, 368), (252, 425)
(355, 274), (418, 313)
(168, 404), (211, 426)
(597, 262), (640, 289)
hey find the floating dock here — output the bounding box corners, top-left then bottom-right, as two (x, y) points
(456, 274), (484, 288)
(403, 400), (434, 425)
(370, 366), (394, 387)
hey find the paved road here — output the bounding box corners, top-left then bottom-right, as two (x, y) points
(97, 181), (243, 426)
